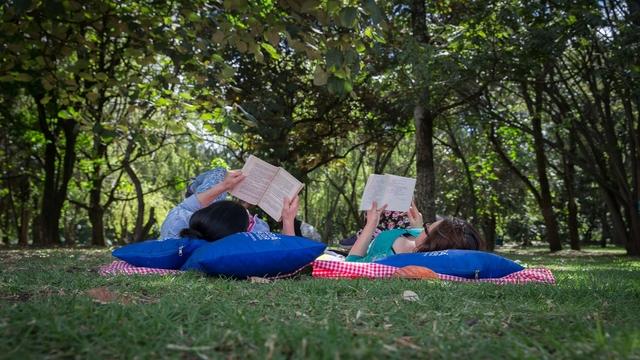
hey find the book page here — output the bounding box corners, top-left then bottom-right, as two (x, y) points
(258, 168), (304, 221)
(359, 174), (388, 211)
(230, 155), (279, 205)
(381, 174), (416, 211)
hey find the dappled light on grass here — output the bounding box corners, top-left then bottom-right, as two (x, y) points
(1, 248), (639, 358)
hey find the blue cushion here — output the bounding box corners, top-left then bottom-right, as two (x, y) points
(374, 250), (524, 279)
(181, 232), (326, 278)
(112, 238), (208, 269)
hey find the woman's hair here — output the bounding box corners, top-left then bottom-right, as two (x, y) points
(415, 218), (486, 252)
(179, 200), (249, 242)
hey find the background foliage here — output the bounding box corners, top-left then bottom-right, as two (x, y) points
(0, 0), (638, 255)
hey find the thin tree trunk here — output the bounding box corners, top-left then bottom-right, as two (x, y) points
(124, 161), (147, 242)
(601, 187), (628, 246)
(415, 106), (437, 223)
(19, 207), (29, 246)
(89, 206), (105, 246)
(564, 134), (580, 250)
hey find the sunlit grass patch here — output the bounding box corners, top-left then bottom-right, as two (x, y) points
(1, 247), (639, 359)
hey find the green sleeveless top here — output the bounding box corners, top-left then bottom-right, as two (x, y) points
(345, 229), (408, 263)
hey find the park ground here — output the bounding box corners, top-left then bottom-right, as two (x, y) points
(1, 245), (639, 359)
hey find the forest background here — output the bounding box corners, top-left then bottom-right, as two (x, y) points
(0, 0), (638, 256)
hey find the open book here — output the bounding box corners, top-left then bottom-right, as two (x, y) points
(230, 155), (304, 221)
(359, 174), (416, 212)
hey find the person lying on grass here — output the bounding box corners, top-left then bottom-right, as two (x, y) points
(160, 167), (300, 241)
(346, 201), (486, 262)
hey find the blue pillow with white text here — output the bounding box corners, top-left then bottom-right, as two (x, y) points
(113, 238), (208, 269)
(375, 250), (524, 279)
(181, 232), (326, 278)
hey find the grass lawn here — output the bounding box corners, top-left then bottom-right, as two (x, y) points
(1, 245), (639, 359)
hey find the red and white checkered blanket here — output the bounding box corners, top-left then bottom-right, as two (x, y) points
(99, 260), (555, 284)
(99, 261), (181, 276)
(311, 260), (556, 284)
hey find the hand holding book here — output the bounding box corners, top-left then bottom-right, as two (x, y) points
(230, 155), (304, 221)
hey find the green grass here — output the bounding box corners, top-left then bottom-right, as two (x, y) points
(1, 246), (639, 359)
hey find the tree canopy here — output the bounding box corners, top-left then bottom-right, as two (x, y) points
(0, 0), (638, 255)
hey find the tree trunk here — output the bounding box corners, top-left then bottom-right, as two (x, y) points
(124, 161), (147, 242)
(89, 205), (105, 246)
(32, 212), (42, 246)
(18, 206), (29, 246)
(601, 187), (628, 246)
(89, 168), (106, 246)
(481, 213), (496, 251)
(35, 99), (78, 246)
(564, 135), (580, 250)
(415, 106), (437, 223)
(533, 115), (561, 251)
(39, 102), (58, 245)
(601, 209), (610, 247)
(623, 199), (640, 255)
(411, 0), (436, 223)
(523, 79), (562, 252)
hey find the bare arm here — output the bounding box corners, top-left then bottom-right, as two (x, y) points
(281, 195), (299, 236)
(195, 170), (245, 206)
(348, 202), (387, 257)
(408, 199), (423, 228)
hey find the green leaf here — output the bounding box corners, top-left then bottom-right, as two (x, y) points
(13, 73), (32, 82)
(327, 75), (345, 95)
(86, 92), (99, 103)
(339, 7), (358, 28)
(260, 42), (281, 60)
(96, 72), (109, 81)
(155, 98), (171, 107)
(327, 0), (340, 13)
(325, 48), (343, 69)
(58, 109), (74, 119)
(313, 65), (328, 86)
(212, 31), (225, 44)
(220, 65), (236, 79)
(362, 0), (384, 24)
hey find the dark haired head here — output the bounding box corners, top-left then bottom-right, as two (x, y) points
(179, 200), (249, 242)
(415, 217), (486, 252)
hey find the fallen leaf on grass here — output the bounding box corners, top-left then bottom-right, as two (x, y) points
(402, 290), (419, 302)
(395, 336), (422, 350)
(86, 287), (157, 305)
(86, 287), (134, 305)
(166, 344), (215, 351)
(383, 344), (398, 352)
(249, 276), (272, 284)
(86, 287), (127, 304)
